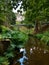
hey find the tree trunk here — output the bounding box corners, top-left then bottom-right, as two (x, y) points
(34, 20), (39, 33)
(38, 21), (42, 32)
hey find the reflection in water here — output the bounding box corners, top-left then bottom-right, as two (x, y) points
(33, 47), (36, 50)
(44, 50), (48, 54)
(20, 48), (26, 56)
(18, 56), (28, 65)
(30, 48), (33, 54)
(15, 37), (49, 65)
(17, 48), (28, 65)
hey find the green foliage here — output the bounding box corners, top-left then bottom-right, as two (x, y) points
(4, 43), (16, 58)
(0, 0), (29, 64)
(0, 0), (20, 27)
(20, 0), (49, 26)
(0, 56), (9, 65)
(35, 34), (43, 40)
(0, 0), (20, 12)
(0, 11), (16, 26)
(0, 26), (28, 64)
(35, 31), (49, 45)
(0, 26), (28, 44)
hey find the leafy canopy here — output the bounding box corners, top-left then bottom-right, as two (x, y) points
(21, 0), (49, 22)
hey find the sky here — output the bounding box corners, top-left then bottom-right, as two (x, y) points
(13, 1), (23, 13)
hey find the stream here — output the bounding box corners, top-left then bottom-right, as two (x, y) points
(13, 36), (49, 65)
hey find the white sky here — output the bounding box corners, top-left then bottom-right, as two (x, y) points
(13, 1), (23, 13)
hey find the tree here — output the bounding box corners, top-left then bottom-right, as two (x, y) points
(0, 0), (21, 32)
(0, 0), (20, 12)
(0, 0), (21, 26)
(21, 0), (49, 33)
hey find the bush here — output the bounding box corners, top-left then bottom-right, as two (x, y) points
(0, 26), (28, 64)
(0, 56), (9, 65)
